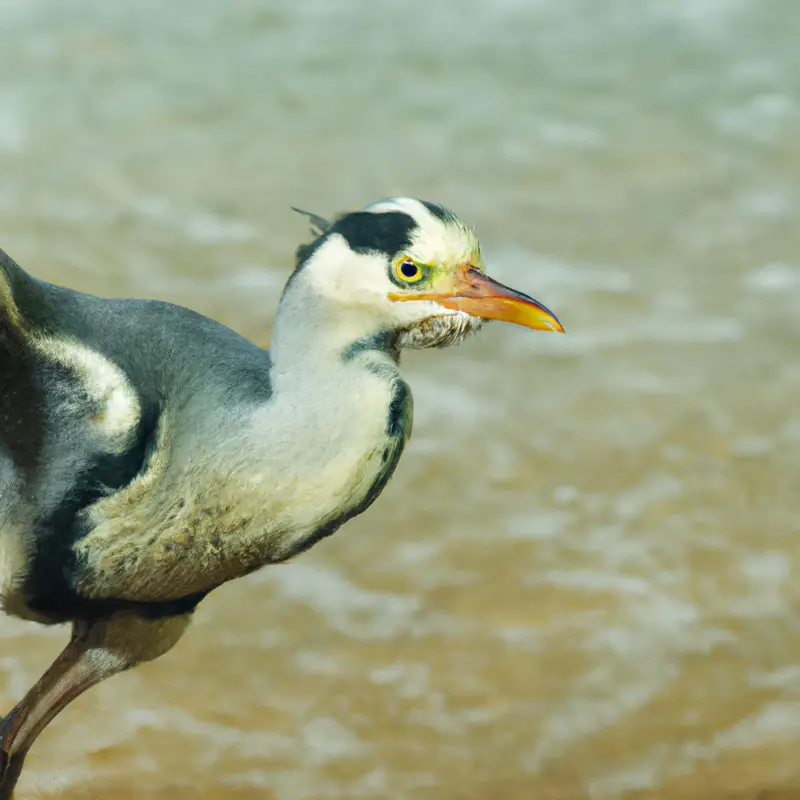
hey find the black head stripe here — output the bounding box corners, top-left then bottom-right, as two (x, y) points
(332, 211), (417, 257)
(420, 200), (458, 224)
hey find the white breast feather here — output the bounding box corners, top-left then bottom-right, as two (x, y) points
(32, 338), (141, 449)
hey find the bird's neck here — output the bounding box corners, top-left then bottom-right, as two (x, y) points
(264, 283), (410, 479)
(269, 282), (400, 379)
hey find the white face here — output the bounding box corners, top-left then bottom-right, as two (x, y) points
(283, 197), (563, 354)
(296, 198), (486, 349)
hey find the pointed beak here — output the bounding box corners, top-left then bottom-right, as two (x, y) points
(390, 267), (565, 333)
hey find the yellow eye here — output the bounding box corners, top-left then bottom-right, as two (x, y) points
(395, 259), (424, 283)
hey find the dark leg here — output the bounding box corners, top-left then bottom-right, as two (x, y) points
(0, 753), (24, 800)
(0, 612), (190, 799)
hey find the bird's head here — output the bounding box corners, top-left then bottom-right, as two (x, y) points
(278, 197), (563, 356)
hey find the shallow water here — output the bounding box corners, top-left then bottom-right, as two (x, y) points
(1, 0), (800, 798)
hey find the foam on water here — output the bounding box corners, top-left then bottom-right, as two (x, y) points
(744, 262), (800, 292)
(133, 196), (257, 244)
(715, 701), (800, 750)
(750, 665), (800, 690)
(302, 716), (367, 763)
(257, 563), (422, 640)
(490, 247), (634, 296)
(523, 314), (745, 355)
(0, 102), (25, 154)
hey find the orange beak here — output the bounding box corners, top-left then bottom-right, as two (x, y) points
(389, 267), (565, 333)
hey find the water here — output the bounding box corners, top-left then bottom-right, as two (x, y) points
(1, 0), (800, 797)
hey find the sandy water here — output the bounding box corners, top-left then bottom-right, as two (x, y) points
(1, 0), (800, 797)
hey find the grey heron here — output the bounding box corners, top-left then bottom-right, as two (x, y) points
(0, 197), (563, 796)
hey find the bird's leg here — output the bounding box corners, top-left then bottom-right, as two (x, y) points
(0, 621), (100, 799)
(0, 611), (191, 799)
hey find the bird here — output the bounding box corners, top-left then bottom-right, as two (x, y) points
(0, 197), (563, 796)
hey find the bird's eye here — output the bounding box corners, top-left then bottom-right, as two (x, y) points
(395, 259), (423, 283)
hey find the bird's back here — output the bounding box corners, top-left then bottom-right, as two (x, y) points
(0, 249), (272, 621)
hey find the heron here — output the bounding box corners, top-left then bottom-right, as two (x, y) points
(0, 197), (563, 796)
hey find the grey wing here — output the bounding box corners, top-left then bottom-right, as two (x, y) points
(1, 247), (273, 610)
(1, 256), (158, 618)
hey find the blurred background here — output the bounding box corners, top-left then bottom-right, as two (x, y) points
(1, 0), (800, 798)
